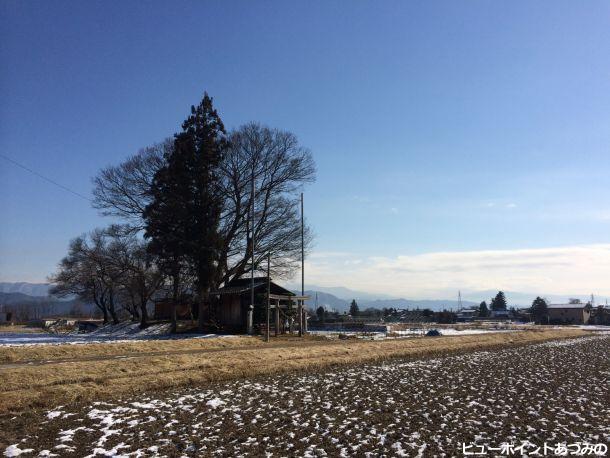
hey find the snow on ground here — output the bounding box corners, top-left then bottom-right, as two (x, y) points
(3, 445), (34, 457)
(576, 324), (610, 333)
(391, 328), (516, 336)
(1, 321), (529, 346)
(5, 335), (609, 456)
(308, 327), (517, 339)
(0, 323), (237, 347)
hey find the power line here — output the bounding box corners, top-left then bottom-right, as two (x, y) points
(0, 153), (92, 203)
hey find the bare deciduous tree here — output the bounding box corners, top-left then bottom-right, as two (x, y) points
(217, 123), (315, 285)
(91, 123), (315, 289)
(51, 226), (165, 328)
(109, 227), (164, 328)
(50, 233), (115, 323)
(92, 140), (170, 229)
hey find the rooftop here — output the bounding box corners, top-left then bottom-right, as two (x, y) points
(211, 277), (296, 297)
(547, 304), (591, 309)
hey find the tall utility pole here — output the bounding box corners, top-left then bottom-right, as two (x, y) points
(301, 192), (304, 297)
(247, 165), (255, 335)
(299, 192), (305, 337)
(266, 254), (270, 342)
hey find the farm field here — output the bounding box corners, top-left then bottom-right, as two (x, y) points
(2, 334), (608, 456)
(0, 329), (586, 416)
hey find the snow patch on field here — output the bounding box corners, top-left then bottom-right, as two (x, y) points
(3, 445), (34, 457)
(392, 328), (516, 336)
(206, 398), (225, 409)
(308, 327), (516, 339)
(0, 323), (237, 347)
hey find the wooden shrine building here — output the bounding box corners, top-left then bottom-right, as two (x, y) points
(209, 277), (309, 335)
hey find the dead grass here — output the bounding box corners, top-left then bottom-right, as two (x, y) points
(0, 325), (44, 334)
(0, 335), (263, 363)
(0, 329), (588, 415)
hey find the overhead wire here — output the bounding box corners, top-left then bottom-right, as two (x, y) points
(0, 153), (92, 203)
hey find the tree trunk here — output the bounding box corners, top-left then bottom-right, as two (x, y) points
(198, 287), (208, 332)
(171, 272), (179, 333)
(94, 296), (109, 324)
(108, 293), (120, 324)
(109, 309), (119, 324)
(130, 292), (140, 322)
(139, 299), (148, 329)
(131, 302), (140, 322)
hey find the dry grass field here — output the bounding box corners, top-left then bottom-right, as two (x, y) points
(0, 329), (587, 418)
(0, 334), (265, 364)
(0, 325), (44, 334)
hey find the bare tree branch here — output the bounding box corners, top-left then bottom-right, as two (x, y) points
(90, 123), (316, 288)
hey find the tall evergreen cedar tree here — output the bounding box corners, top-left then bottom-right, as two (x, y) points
(144, 93), (227, 328)
(478, 301), (489, 317)
(490, 291), (508, 311)
(316, 306), (325, 322)
(531, 296), (548, 324)
(349, 299), (360, 317)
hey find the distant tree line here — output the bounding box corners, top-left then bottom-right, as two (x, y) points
(313, 299), (459, 324)
(313, 290), (518, 324)
(470, 291), (508, 318)
(311, 291), (606, 326)
(0, 298), (95, 322)
(50, 93), (315, 329)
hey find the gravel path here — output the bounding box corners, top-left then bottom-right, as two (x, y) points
(4, 335), (609, 457)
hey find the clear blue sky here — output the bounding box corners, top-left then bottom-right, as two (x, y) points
(2, 1), (610, 298)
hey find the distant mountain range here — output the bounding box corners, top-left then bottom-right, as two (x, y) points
(294, 284), (396, 301)
(302, 290), (477, 313)
(0, 291), (90, 317)
(295, 284), (597, 309)
(0, 282), (53, 297)
(0, 282), (598, 314)
(0, 282), (89, 317)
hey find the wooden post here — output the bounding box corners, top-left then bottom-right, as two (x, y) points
(275, 299), (280, 336)
(288, 297), (293, 334)
(298, 299), (303, 337)
(302, 307), (308, 334)
(301, 193), (304, 298)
